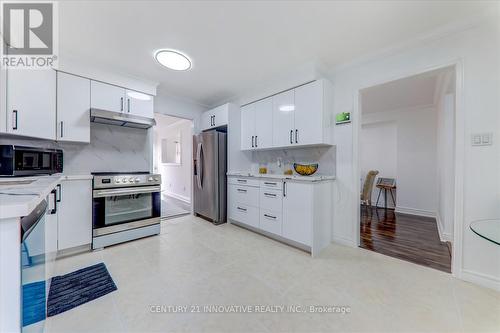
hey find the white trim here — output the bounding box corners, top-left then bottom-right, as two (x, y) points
(162, 191), (191, 204)
(353, 60), (465, 280)
(436, 213), (453, 242)
(461, 270), (500, 292)
(395, 206), (436, 218)
(332, 236), (357, 248)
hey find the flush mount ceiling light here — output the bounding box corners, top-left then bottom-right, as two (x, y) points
(154, 49), (192, 71)
(279, 105), (295, 112)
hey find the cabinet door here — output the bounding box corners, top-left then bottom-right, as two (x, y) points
(201, 111), (213, 131)
(240, 103), (255, 150)
(212, 105), (228, 127)
(7, 69), (56, 140)
(57, 180), (92, 250)
(90, 80), (125, 113)
(57, 72), (91, 143)
(272, 90), (295, 147)
(254, 97), (273, 149)
(294, 80), (323, 145)
(125, 90), (154, 118)
(282, 182), (313, 246)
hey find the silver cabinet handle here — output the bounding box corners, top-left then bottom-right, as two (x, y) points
(264, 182), (277, 186)
(127, 98), (130, 113)
(12, 110), (18, 130)
(295, 129), (298, 143)
(237, 206), (247, 212)
(290, 130), (293, 144)
(283, 182), (287, 197)
(255, 136), (258, 148)
(56, 184), (62, 202)
(212, 115), (215, 126)
(60, 121), (64, 138)
(237, 179), (247, 183)
(120, 97), (124, 111)
(264, 192), (277, 197)
(264, 214), (277, 220)
(251, 136), (254, 148)
(237, 188), (247, 193)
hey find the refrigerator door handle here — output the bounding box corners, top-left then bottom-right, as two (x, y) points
(196, 142), (204, 189)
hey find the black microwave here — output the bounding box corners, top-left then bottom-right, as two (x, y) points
(0, 145), (63, 176)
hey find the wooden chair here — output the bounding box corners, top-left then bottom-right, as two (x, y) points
(361, 170), (379, 207)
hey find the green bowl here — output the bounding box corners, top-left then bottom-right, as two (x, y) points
(293, 163), (318, 176)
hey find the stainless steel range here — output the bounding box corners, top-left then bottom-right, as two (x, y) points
(92, 172), (161, 249)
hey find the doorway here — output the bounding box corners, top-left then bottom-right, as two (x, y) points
(358, 66), (456, 273)
(153, 113), (193, 219)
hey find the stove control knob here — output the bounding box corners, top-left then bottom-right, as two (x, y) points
(148, 177), (154, 182)
(154, 177), (159, 182)
(129, 177), (135, 182)
(115, 178), (121, 183)
(135, 178), (140, 183)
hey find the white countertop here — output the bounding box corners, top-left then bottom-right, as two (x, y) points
(227, 171), (335, 182)
(0, 174), (92, 220)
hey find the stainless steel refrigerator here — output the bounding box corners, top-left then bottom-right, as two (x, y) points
(193, 130), (227, 224)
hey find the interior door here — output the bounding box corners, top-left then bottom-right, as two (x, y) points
(294, 80), (323, 145)
(193, 132), (218, 220)
(7, 68), (56, 140)
(272, 90), (295, 147)
(254, 97), (273, 149)
(240, 103), (255, 150)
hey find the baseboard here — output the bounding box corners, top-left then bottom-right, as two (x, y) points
(395, 206), (436, 218)
(435, 214), (453, 242)
(461, 269), (500, 292)
(163, 192), (190, 204)
(332, 235), (357, 248)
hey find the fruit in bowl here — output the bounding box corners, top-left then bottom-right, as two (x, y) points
(293, 163), (318, 176)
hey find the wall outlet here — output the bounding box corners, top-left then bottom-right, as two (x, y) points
(471, 133), (493, 146)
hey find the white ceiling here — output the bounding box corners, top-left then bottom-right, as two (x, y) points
(58, 1), (493, 107)
(361, 67), (453, 114)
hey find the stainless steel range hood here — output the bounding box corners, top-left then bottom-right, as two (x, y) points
(90, 109), (156, 129)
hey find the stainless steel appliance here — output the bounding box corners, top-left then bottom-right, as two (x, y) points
(0, 145), (63, 176)
(193, 131), (227, 224)
(90, 109), (156, 129)
(92, 172), (161, 249)
(21, 199), (48, 332)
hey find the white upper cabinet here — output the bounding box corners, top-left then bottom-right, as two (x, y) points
(57, 72), (91, 143)
(125, 89), (154, 118)
(294, 79), (331, 146)
(240, 79), (333, 151)
(90, 81), (126, 113)
(254, 97), (273, 149)
(240, 104), (255, 150)
(201, 103), (230, 131)
(7, 69), (56, 140)
(272, 89), (295, 147)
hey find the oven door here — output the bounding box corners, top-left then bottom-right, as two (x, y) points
(92, 185), (161, 236)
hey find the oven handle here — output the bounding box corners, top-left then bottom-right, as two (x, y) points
(93, 185), (161, 198)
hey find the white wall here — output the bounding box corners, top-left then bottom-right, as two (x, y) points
(331, 18), (500, 290)
(436, 92), (455, 241)
(154, 118), (193, 203)
(154, 89), (207, 131)
(360, 121), (397, 207)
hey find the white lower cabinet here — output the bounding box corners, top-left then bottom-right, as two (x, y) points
(57, 179), (92, 251)
(228, 176), (333, 255)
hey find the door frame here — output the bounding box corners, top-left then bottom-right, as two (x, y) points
(352, 59), (465, 278)
(152, 112), (195, 214)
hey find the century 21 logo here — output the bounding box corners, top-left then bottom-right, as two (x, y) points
(2, 2), (53, 55)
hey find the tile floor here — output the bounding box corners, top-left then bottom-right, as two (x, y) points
(46, 215), (500, 333)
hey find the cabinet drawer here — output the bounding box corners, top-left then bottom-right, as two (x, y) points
(229, 184), (259, 207)
(229, 203), (259, 229)
(260, 189), (283, 211)
(259, 209), (282, 236)
(228, 177), (259, 187)
(260, 179), (282, 190)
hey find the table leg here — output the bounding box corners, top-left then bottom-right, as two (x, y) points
(384, 189), (388, 210)
(375, 188), (382, 207)
(390, 189), (396, 207)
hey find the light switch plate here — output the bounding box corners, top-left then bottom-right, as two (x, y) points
(471, 133), (493, 146)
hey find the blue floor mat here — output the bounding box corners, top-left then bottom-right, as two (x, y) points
(47, 263), (117, 317)
(23, 281), (46, 327)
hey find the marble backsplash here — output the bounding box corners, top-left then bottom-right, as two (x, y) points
(250, 146), (336, 176)
(0, 123), (152, 175)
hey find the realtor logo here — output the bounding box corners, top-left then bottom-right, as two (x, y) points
(1, 1), (58, 68)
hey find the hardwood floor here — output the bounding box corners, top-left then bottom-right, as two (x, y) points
(360, 206), (451, 273)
